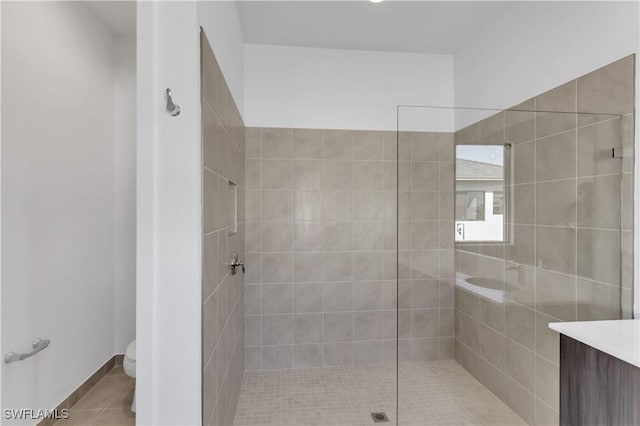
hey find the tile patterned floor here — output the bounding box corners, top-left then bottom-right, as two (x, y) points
(233, 360), (526, 426)
(54, 366), (135, 426)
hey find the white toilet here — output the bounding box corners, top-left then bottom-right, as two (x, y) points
(123, 340), (136, 412)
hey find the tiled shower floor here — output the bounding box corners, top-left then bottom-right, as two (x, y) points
(233, 360), (525, 426)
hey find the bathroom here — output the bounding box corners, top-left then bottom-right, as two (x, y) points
(1, 1), (639, 426)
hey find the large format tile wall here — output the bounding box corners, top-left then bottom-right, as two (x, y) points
(201, 31), (246, 426)
(454, 55), (635, 425)
(244, 128), (455, 370)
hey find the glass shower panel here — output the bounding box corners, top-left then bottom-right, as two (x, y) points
(396, 105), (631, 426)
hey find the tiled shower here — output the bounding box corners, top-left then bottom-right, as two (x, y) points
(201, 31), (246, 426)
(200, 24), (635, 424)
(236, 55), (634, 426)
(244, 128), (455, 369)
(453, 55), (635, 424)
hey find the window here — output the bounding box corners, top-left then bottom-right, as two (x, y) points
(493, 191), (503, 215)
(455, 191), (485, 221)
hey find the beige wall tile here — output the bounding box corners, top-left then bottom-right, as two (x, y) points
(355, 341), (383, 364)
(323, 342), (354, 366)
(535, 81), (576, 138)
(577, 55), (635, 118)
(382, 131), (397, 161)
(535, 312), (559, 365)
(512, 183), (535, 224)
(577, 228), (621, 286)
(262, 345), (292, 369)
(355, 191), (383, 220)
(535, 355), (559, 412)
(535, 399), (559, 426)
(324, 160), (354, 190)
(411, 338), (439, 361)
(324, 221), (354, 251)
(505, 339), (536, 392)
(355, 161), (383, 190)
(261, 128), (293, 159)
(506, 100), (536, 144)
(411, 162), (439, 191)
(481, 298), (504, 333)
(201, 30), (245, 421)
(411, 132), (439, 161)
(438, 133), (454, 162)
(577, 174), (621, 229)
(411, 192), (439, 220)
(577, 278), (620, 321)
(294, 283), (323, 313)
(324, 252), (354, 281)
(245, 190), (261, 221)
(354, 221), (383, 250)
(261, 222), (292, 252)
(324, 130), (354, 159)
(293, 343), (323, 368)
(577, 117), (623, 177)
(506, 225), (535, 267)
(245, 127), (261, 159)
(262, 252), (293, 283)
(354, 251), (383, 281)
(262, 191), (293, 221)
(324, 312), (354, 342)
(354, 131), (383, 161)
(398, 132), (411, 161)
(505, 376), (536, 425)
(294, 191), (322, 221)
(536, 226), (576, 275)
(323, 282), (353, 312)
(505, 302), (535, 350)
(293, 129), (323, 159)
(355, 311), (382, 340)
(453, 58), (633, 420)
(536, 130), (576, 182)
(262, 159), (292, 190)
(203, 233), (219, 298)
(262, 284), (293, 315)
(293, 159), (322, 191)
(294, 222), (322, 251)
(293, 252), (323, 283)
(480, 358), (505, 401)
(480, 324), (505, 369)
(294, 313), (323, 344)
(262, 315), (293, 345)
(480, 112), (505, 145)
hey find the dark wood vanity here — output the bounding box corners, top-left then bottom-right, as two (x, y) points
(560, 334), (640, 425)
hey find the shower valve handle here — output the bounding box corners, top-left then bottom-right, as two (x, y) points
(228, 252), (245, 275)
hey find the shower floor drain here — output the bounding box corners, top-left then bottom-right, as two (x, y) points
(371, 412), (389, 423)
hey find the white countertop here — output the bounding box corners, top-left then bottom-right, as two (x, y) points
(549, 320), (640, 368)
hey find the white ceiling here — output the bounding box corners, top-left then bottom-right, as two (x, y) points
(86, 1), (136, 36)
(236, 1), (511, 54)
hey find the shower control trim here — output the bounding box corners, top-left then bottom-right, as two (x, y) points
(4, 338), (50, 364)
(227, 252), (245, 275)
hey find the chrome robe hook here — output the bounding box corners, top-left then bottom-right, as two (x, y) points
(166, 88), (181, 116)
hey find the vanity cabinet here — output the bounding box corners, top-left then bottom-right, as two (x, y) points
(560, 334), (640, 426)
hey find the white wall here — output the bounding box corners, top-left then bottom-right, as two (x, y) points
(244, 43), (455, 131)
(198, 1), (245, 116)
(113, 35), (137, 354)
(454, 1), (639, 123)
(1, 2), (137, 421)
(1, 1), (116, 420)
(136, 1), (202, 424)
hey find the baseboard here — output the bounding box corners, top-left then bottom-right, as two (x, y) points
(37, 354), (125, 426)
